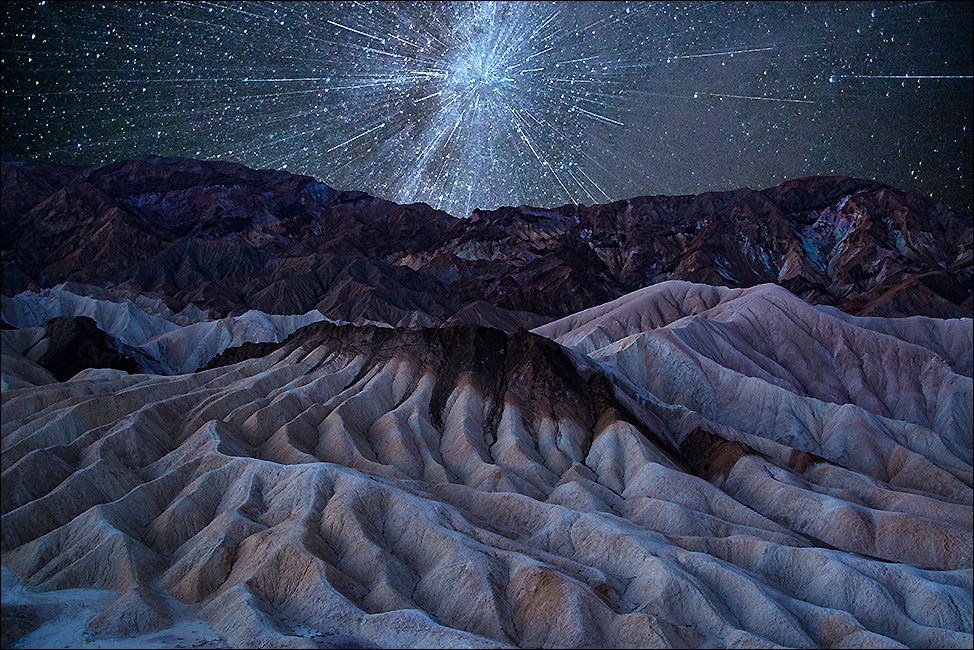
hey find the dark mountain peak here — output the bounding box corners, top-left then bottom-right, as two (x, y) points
(759, 174), (887, 210)
(2, 155), (969, 321)
(77, 155), (318, 198)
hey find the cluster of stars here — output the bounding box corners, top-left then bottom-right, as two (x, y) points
(1, 1), (971, 214)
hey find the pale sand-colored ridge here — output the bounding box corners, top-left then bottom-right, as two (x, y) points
(1, 281), (971, 648)
(1, 287), (331, 376)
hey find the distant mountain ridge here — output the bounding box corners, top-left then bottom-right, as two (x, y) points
(2, 154), (970, 325)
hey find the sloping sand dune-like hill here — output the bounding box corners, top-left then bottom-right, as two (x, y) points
(2, 287), (329, 375)
(1, 281), (971, 648)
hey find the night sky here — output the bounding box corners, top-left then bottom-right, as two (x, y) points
(2, 1), (972, 216)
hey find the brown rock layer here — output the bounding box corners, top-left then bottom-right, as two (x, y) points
(2, 157), (970, 324)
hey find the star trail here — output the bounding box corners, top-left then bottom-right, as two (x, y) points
(2, 1), (972, 215)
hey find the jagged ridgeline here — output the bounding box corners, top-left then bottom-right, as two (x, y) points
(2, 156), (970, 332)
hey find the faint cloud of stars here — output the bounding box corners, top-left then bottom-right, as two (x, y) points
(1, 1), (971, 213)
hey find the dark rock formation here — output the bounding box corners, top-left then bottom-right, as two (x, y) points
(0, 604), (39, 649)
(2, 156), (970, 323)
(30, 316), (139, 381)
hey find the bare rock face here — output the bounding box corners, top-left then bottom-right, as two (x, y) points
(0, 316), (141, 383)
(2, 156), (970, 324)
(87, 588), (173, 638)
(1, 603), (40, 648)
(2, 281), (970, 649)
(2, 288), (330, 375)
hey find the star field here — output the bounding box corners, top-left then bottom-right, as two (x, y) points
(2, 1), (972, 215)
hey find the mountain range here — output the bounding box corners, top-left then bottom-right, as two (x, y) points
(3, 155), (970, 332)
(1, 155), (971, 650)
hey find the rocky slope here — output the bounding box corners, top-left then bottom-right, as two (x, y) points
(0, 315), (144, 391)
(2, 281), (970, 649)
(3, 156), (970, 324)
(2, 155), (971, 648)
(1, 287), (330, 376)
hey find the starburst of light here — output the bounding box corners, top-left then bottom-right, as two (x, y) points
(268, 1), (639, 214)
(3, 1), (972, 213)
